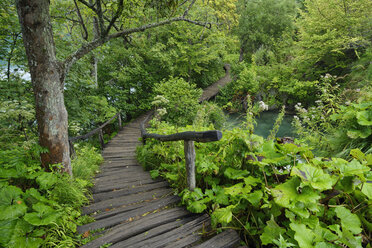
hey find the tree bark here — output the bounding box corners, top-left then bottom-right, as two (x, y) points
(16, 0), (71, 174)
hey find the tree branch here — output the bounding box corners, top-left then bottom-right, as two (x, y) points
(103, 0), (124, 36)
(183, 0), (196, 17)
(73, 0), (89, 40)
(63, 2), (211, 81)
(76, 0), (95, 10)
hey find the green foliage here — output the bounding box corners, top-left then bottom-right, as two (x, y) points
(236, 0), (298, 61)
(153, 77), (202, 126)
(137, 117), (371, 247)
(297, 0), (372, 76)
(193, 102), (226, 129)
(292, 77), (372, 157)
(0, 143), (103, 247)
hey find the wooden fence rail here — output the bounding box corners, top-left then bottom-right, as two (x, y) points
(140, 115), (222, 191)
(69, 112), (122, 157)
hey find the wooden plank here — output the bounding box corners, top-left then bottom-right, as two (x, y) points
(124, 214), (210, 248)
(109, 216), (199, 248)
(84, 187), (172, 214)
(163, 232), (202, 248)
(193, 229), (241, 248)
(96, 166), (144, 177)
(92, 177), (162, 193)
(80, 208), (191, 248)
(94, 171), (150, 183)
(92, 181), (169, 203)
(78, 195), (180, 233)
(93, 193), (178, 220)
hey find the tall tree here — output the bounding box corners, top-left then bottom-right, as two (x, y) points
(15, 0), (208, 174)
(236, 0), (297, 61)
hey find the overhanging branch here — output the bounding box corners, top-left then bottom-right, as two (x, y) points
(63, 16), (211, 75)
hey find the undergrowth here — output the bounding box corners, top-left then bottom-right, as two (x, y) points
(0, 141), (102, 248)
(137, 114), (371, 247)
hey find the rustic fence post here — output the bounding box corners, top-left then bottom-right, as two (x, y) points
(184, 140), (196, 191)
(118, 112), (122, 129)
(69, 140), (76, 159)
(99, 128), (105, 149)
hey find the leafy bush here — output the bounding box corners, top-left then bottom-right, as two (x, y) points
(137, 120), (371, 247)
(0, 142), (102, 248)
(292, 76), (372, 157)
(193, 102), (226, 129)
(152, 77), (202, 126)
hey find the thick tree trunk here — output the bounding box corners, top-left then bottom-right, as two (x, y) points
(16, 0), (71, 174)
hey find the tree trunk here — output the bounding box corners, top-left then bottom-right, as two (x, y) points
(16, 0), (71, 174)
(90, 16), (99, 87)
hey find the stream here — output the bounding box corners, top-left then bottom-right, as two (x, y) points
(225, 110), (295, 138)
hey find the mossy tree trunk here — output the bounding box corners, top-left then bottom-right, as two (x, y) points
(16, 0), (72, 174)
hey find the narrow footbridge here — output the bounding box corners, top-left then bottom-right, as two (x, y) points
(77, 67), (241, 248)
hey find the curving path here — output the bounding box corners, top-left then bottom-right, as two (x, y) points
(78, 69), (240, 248)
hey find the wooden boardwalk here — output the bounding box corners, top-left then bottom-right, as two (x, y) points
(199, 64), (232, 102)
(78, 72), (240, 248)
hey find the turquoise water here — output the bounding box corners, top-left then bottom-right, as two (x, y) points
(225, 111), (295, 138)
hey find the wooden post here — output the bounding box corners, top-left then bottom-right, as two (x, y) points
(118, 112), (122, 129)
(69, 140), (76, 159)
(184, 140), (196, 191)
(99, 128), (105, 149)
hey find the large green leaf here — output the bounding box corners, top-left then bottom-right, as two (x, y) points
(187, 200), (207, 213)
(260, 216), (286, 245)
(212, 206), (234, 225)
(334, 159), (369, 180)
(245, 190), (263, 207)
(335, 206), (362, 234)
(361, 181), (372, 199)
(0, 219), (17, 246)
(356, 110), (372, 126)
(347, 128), (371, 139)
(291, 163), (334, 190)
(0, 186), (27, 220)
(7, 236), (43, 248)
(23, 203), (60, 226)
(272, 177), (320, 218)
(289, 223), (315, 248)
(0, 203), (27, 221)
(0, 186), (23, 206)
(223, 167), (249, 179)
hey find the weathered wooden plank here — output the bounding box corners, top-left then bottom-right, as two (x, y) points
(96, 166), (144, 177)
(84, 187), (172, 214)
(125, 214), (210, 248)
(163, 232), (202, 248)
(93, 193), (178, 220)
(92, 177), (162, 193)
(94, 171), (150, 183)
(193, 229), (241, 248)
(109, 216), (199, 248)
(92, 181), (169, 203)
(78, 195), (180, 233)
(80, 208), (191, 248)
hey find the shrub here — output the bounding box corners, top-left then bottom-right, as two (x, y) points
(153, 77), (202, 126)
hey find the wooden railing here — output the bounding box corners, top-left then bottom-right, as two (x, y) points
(140, 115), (222, 191)
(69, 112), (122, 157)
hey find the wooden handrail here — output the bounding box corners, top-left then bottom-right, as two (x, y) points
(69, 112), (121, 142)
(140, 114), (222, 191)
(69, 112), (122, 157)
